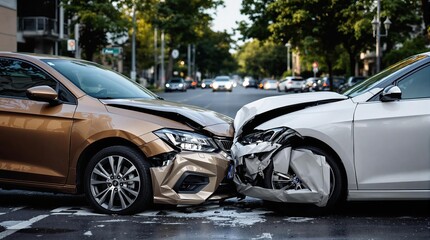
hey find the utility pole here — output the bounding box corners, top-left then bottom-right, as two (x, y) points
(154, 28), (158, 86)
(74, 23), (80, 59)
(160, 30), (165, 87)
(187, 44), (191, 78)
(131, 4), (136, 81)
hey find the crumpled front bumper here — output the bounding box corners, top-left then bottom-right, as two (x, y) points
(150, 151), (235, 205)
(231, 140), (331, 207)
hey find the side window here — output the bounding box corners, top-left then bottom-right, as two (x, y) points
(0, 58), (57, 98)
(397, 65), (430, 99)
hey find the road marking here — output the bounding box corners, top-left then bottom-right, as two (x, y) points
(0, 207), (25, 216)
(0, 214), (48, 239)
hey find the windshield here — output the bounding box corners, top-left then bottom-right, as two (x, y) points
(343, 54), (428, 97)
(169, 79), (183, 83)
(42, 59), (157, 99)
(215, 77), (230, 82)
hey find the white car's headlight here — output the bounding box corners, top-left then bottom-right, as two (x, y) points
(239, 127), (288, 145)
(179, 83), (184, 87)
(166, 83), (170, 87)
(213, 82), (219, 89)
(154, 129), (218, 152)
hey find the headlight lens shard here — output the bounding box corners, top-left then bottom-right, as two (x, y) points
(240, 127), (287, 144)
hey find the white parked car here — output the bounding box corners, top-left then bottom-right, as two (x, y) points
(231, 53), (430, 210)
(277, 76), (304, 92)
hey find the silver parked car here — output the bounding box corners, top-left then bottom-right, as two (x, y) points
(231, 53), (430, 211)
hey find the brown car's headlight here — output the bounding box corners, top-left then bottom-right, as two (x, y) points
(154, 129), (218, 152)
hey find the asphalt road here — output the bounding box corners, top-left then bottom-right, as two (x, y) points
(157, 85), (284, 118)
(0, 86), (429, 239)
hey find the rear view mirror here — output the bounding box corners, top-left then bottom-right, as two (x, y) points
(380, 85), (402, 102)
(26, 85), (60, 105)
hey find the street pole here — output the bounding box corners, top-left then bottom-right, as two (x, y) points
(154, 27), (158, 86)
(286, 43), (291, 72)
(131, 4), (136, 81)
(376, 0), (381, 73)
(187, 44), (191, 78)
(160, 30), (165, 87)
(74, 23), (80, 59)
(192, 44), (196, 79)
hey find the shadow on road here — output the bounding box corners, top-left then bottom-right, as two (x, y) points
(1, 189), (429, 218)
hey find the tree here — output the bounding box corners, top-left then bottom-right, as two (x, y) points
(148, 0), (224, 81)
(235, 40), (288, 79)
(239, 0), (426, 83)
(63, 0), (130, 61)
(195, 28), (238, 77)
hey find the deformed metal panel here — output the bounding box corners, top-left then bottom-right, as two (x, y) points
(233, 144), (330, 207)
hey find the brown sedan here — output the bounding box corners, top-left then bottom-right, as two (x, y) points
(0, 52), (234, 214)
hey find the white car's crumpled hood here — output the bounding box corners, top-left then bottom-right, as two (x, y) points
(234, 92), (348, 138)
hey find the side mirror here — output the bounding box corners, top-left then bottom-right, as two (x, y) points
(26, 85), (61, 105)
(380, 85), (402, 102)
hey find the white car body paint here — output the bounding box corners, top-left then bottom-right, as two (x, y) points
(233, 78), (430, 200)
(353, 98), (430, 190)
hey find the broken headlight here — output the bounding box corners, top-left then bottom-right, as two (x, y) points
(154, 129), (218, 152)
(239, 127), (287, 145)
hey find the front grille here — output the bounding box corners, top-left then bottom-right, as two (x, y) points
(214, 138), (233, 152)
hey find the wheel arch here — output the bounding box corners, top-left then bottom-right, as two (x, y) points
(75, 137), (146, 194)
(301, 136), (348, 201)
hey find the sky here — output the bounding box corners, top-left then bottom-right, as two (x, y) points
(211, 0), (247, 37)
(211, 0), (248, 51)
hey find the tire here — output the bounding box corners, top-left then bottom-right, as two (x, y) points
(264, 145), (344, 211)
(84, 146), (152, 215)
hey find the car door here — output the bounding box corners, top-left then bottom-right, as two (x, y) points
(0, 57), (77, 184)
(353, 64), (430, 190)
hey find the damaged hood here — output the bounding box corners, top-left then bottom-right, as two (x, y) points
(101, 99), (233, 130)
(234, 92), (348, 138)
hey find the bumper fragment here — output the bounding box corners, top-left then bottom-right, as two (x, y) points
(150, 151), (232, 205)
(232, 141), (330, 207)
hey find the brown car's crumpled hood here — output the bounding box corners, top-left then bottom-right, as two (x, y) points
(102, 99), (233, 130)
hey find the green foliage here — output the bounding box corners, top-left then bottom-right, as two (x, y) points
(384, 36), (429, 66)
(62, 0), (130, 61)
(239, 0), (426, 77)
(236, 40), (288, 79)
(195, 29), (238, 77)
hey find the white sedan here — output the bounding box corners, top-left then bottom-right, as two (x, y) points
(231, 53), (430, 210)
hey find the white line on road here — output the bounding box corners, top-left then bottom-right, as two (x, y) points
(0, 214), (48, 239)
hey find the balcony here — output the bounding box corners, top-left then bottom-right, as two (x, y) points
(18, 17), (68, 40)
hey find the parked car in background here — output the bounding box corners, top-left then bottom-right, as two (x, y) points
(165, 77), (187, 92)
(0, 52), (235, 215)
(232, 52), (430, 212)
(338, 76), (366, 92)
(261, 79), (278, 90)
(278, 76), (304, 92)
(212, 76), (234, 92)
(316, 76), (346, 91)
(243, 77), (258, 88)
(301, 77), (321, 92)
(201, 79), (213, 89)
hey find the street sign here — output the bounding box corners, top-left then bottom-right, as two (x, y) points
(102, 47), (122, 56)
(171, 49), (179, 59)
(67, 39), (75, 51)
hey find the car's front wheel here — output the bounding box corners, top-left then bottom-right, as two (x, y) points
(84, 146), (152, 215)
(264, 145), (344, 210)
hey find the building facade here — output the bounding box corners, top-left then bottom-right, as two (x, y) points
(17, 0), (67, 55)
(0, 0), (17, 52)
